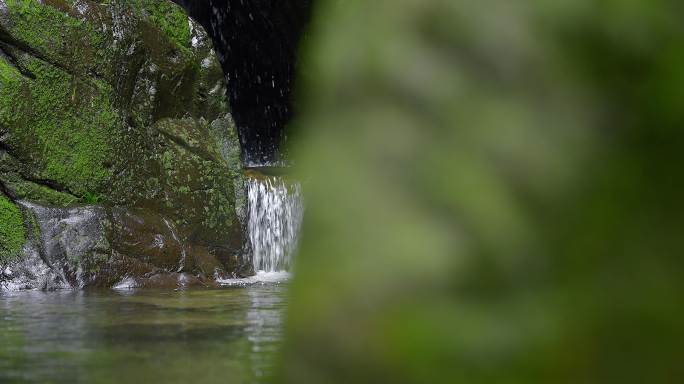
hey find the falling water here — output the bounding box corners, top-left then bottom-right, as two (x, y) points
(247, 174), (303, 273)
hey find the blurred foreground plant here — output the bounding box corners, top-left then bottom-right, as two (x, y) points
(279, 1), (684, 383)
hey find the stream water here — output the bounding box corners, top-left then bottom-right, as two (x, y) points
(0, 172), (303, 383)
(0, 285), (287, 383)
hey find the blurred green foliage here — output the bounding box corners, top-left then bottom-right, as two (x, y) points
(279, 0), (684, 383)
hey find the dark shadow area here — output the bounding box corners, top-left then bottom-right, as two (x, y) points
(173, 0), (312, 165)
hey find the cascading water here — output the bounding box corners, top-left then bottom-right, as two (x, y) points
(247, 173), (303, 274)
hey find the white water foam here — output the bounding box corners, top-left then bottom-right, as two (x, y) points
(112, 277), (138, 290)
(247, 176), (303, 273)
(217, 271), (292, 287)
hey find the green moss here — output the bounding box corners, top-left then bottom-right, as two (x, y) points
(0, 58), (21, 84)
(0, 55), (120, 197)
(4, 0), (80, 48)
(132, 0), (192, 48)
(83, 192), (101, 204)
(1, 1), (120, 199)
(3, 0), (112, 77)
(6, 177), (79, 207)
(0, 59), (23, 128)
(0, 195), (26, 263)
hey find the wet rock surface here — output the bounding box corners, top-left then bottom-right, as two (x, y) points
(0, 0), (248, 289)
(22, 202), (111, 289)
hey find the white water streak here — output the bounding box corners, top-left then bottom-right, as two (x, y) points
(247, 176), (303, 273)
(216, 271), (291, 287)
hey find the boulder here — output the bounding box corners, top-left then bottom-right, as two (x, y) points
(0, 0), (249, 289)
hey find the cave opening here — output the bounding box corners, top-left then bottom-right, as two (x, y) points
(173, 0), (312, 166)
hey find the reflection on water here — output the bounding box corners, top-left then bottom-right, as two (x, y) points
(0, 284), (287, 383)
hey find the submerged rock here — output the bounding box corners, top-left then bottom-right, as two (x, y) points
(0, 0), (248, 289)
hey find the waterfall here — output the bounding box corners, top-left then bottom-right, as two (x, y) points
(247, 174), (303, 273)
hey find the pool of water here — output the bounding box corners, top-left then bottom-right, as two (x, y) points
(0, 284), (288, 383)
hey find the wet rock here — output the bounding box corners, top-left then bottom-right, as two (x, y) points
(20, 202), (111, 288)
(0, 0), (247, 289)
(110, 207), (188, 272)
(113, 272), (219, 290)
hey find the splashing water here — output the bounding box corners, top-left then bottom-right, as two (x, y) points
(247, 174), (303, 273)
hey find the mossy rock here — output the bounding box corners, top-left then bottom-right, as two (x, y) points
(0, 194), (25, 263)
(0, 0), (245, 287)
(130, 0), (192, 49)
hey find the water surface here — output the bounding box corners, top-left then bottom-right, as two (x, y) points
(0, 283), (287, 383)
